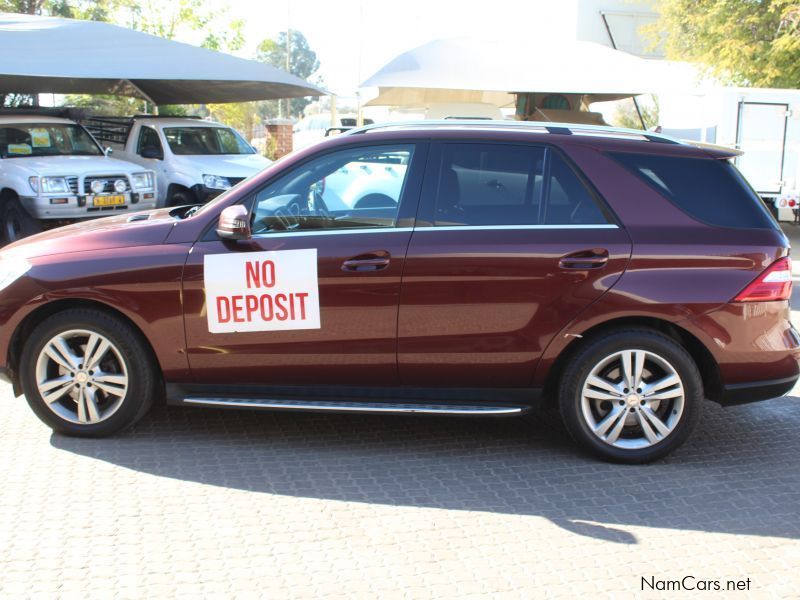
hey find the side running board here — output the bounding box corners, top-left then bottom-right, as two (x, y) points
(181, 397), (527, 416)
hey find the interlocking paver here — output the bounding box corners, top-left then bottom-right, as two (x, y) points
(2, 370), (800, 598)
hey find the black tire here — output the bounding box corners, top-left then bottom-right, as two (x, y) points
(558, 329), (702, 463)
(1, 196), (42, 244)
(167, 188), (195, 207)
(20, 308), (159, 437)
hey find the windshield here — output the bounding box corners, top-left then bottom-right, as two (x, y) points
(163, 126), (255, 155)
(0, 123), (102, 158)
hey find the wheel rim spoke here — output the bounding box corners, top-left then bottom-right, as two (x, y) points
(644, 374), (680, 395)
(39, 376), (74, 404)
(44, 338), (81, 371)
(635, 408), (660, 444)
(83, 388), (101, 423)
(645, 388), (683, 401)
(583, 388), (621, 402)
(594, 405), (626, 437)
(640, 405), (672, 437)
(604, 407), (629, 444)
(84, 334), (110, 371)
(93, 378), (127, 398)
(586, 375), (621, 396)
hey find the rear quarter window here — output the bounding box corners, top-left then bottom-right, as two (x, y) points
(610, 152), (778, 229)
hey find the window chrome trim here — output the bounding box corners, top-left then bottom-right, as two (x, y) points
(417, 224), (619, 231)
(250, 224), (618, 239)
(252, 227), (414, 238)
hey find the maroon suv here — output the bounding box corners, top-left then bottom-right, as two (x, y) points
(0, 122), (797, 463)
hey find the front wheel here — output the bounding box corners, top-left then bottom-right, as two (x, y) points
(558, 329), (702, 463)
(1, 197), (42, 244)
(20, 309), (158, 437)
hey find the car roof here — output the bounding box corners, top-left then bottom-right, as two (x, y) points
(333, 120), (739, 159)
(137, 117), (229, 129)
(0, 115), (77, 125)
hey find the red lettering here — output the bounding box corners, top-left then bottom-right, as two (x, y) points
(262, 260), (276, 287)
(295, 292), (308, 320)
(274, 293), (288, 321)
(245, 260), (276, 289)
(245, 295), (259, 321)
(245, 261), (259, 289)
(260, 294), (274, 321)
(288, 293), (296, 320)
(216, 296), (231, 323)
(231, 295), (245, 322)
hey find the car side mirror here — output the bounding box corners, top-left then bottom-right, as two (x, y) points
(104, 146), (113, 156)
(217, 205), (251, 241)
(141, 146), (163, 160)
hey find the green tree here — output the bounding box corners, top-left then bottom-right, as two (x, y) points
(256, 30), (321, 119)
(653, 0), (800, 87)
(0, 0), (46, 13)
(610, 97), (660, 130)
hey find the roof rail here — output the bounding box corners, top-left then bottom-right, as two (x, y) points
(0, 106), (90, 120)
(345, 119), (683, 145)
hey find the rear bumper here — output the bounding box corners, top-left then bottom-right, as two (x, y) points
(720, 375), (798, 406)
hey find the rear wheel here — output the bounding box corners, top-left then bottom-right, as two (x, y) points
(20, 309), (158, 437)
(167, 188), (195, 207)
(558, 329), (702, 463)
(1, 196), (41, 244)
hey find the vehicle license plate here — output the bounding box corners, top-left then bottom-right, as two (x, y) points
(93, 195), (125, 206)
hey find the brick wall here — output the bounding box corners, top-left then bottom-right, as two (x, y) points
(266, 119), (293, 158)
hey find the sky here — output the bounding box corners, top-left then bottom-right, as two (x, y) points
(219, 0), (574, 99)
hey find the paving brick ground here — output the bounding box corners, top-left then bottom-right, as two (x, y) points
(1, 386), (799, 599)
(1, 226), (800, 599)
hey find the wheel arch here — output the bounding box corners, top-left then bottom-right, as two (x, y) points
(7, 297), (163, 396)
(542, 316), (723, 406)
(0, 187), (20, 203)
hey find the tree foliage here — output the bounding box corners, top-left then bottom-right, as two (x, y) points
(257, 30), (321, 118)
(654, 0), (800, 87)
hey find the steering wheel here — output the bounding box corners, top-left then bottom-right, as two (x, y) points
(308, 187), (332, 223)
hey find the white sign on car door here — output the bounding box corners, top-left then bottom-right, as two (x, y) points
(204, 248), (320, 333)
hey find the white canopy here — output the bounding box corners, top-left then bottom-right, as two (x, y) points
(0, 13), (326, 104)
(361, 38), (663, 101)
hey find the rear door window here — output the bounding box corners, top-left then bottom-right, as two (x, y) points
(432, 143), (611, 227)
(611, 152), (778, 229)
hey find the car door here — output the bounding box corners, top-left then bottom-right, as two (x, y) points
(135, 125), (169, 201)
(398, 141), (632, 387)
(182, 142), (426, 386)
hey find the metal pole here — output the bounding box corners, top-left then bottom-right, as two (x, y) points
(600, 11), (646, 129)
(285, 4), (292, 119)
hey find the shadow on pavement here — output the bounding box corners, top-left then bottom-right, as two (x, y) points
(51, 394), (800, 544)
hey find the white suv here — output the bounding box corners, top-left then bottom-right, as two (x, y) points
(0, 115), (157, 242)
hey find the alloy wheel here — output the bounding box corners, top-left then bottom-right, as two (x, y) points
(580, 349), (685, 450)
(35, 329), (129, 425)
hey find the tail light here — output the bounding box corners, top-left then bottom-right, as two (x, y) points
(733, 256), (793, 302)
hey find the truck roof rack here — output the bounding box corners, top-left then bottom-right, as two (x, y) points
(345, 119), (683, 145)
(0, 106), (90, 120)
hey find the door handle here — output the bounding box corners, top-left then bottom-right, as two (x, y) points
(341, 251), (391, 272)
(559, 249), (609, 269)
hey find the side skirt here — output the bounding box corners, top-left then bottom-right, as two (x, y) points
(166, 383), (542, 417)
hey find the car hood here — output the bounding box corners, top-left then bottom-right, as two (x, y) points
(7, 155), (148, 177)
(0, 208), (178, 260)
(173, 153), (271, 177)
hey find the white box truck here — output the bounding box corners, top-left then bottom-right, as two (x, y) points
(659, 87), (800, 222)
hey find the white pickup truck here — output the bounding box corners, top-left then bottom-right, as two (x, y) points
(0, 115), (157, 243)
(86, 116), (271, 207)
